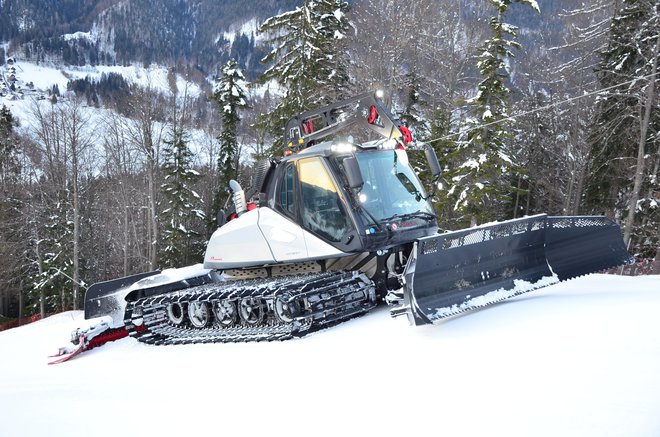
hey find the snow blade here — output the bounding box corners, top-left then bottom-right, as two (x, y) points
(398, 214), (633, 325)
(84, 271), (160, 321)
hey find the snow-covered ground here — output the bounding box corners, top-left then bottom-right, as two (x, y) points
(1, 59), (203, 128)
(5, 61), (202, 100)
(1, 274), (659, 437)
(1, 59), (223, 170)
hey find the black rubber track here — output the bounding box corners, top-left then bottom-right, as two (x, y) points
(124, 271), (376, 345)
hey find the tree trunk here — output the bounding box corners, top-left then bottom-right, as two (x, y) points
(573, 163), (587, 215)
(124, 206), (129, 276)
(72, 135), (80, 311)
(513, 174), (522, 218)
(35, 238), (45, 318)
(125, 85), (163, 271)
(148, 155), (159, 270)
(18, 279), (23, 324)
(623, 37), (658, 247)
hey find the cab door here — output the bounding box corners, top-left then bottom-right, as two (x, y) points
(259, 162), (309, 262)
(296, 157), (356, 254)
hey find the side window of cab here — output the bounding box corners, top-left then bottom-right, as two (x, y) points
(297, 157), (351, 243)
(279, 164), (295, 216)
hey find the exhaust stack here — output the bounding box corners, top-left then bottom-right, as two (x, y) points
(229, 180), (247, 216)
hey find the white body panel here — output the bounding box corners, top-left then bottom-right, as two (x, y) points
(203, 207), (345, 270)
(204, 209), (276, 268)
(302, 223), (347, 260)
(258, 207), (308, 261)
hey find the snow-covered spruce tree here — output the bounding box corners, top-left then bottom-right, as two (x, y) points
(315, 0), (351, 100)
(212, 59), (248, 221)
(401, 74), (454, 225)
(586, 0), (659, 256)
(445, 0), (539, 227)
(257, 0), (351, 153)
(399, 72), (426, 135)
(28, 200), (74, 315)
(0, 104), (29, 319)
(419, 106), (456, 228)
(0, 105), (19, 184)
(159, 125), (205, 269)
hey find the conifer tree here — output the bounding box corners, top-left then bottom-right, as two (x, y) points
(419, 106), (455, 227)
(444, 0), (539, 227)
(160, 125), (205, 268)
(0, 105), (19, 184)
(315, 0), (351, 100)
(399, 72), (426, 135)
(587, 0), (659, 255)
(257, 0), (351, 152)
(0, 104), (22, 315)
(28, 200), (74, 315)
(212, 59), (248, 220)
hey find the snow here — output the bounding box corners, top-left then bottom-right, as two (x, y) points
(454, 187), (468, 209)
(1, 274), (659, 436)
(2, 59), (216, 170)
(62, 31), (95, 43)
(501, 23), (519, 35)
(527, 0), (540, 13)
(126, 264), (210, 292)
(429, 274), (559, 319)
(4, 274), (660, 436)
(460, 158), (480, 169)
(614, 54), (629, 71)
(2, 60), (201, 109)
(220, 18), (262, 46)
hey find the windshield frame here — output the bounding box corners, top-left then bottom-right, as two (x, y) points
(347, 149), (435, 227)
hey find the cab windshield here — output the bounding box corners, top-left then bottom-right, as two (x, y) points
(355, 149), (434, 224)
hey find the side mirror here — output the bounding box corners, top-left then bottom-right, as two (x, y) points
(425, 146), (442, 178)
(343, 157), (364, 189)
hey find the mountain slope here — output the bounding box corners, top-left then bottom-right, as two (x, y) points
(0, 0), (300, 78)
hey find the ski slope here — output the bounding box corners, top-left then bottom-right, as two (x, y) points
(1, 274), (659, 437)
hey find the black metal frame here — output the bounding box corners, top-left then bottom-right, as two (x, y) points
(284, 91), (405, 151)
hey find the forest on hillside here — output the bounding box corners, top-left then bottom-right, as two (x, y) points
(0, 0), (299, 78)
(0, 0), (657, 320)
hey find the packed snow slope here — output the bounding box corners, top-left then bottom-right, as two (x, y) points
(1, 274), (659, 437)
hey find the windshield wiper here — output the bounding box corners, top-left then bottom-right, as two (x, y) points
(380, 210), (437, 223)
